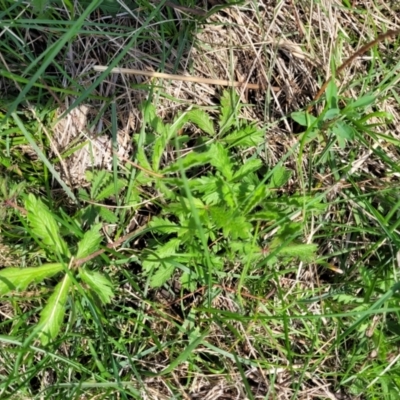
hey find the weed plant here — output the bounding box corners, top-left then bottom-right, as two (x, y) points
(1, 0), (400, 399)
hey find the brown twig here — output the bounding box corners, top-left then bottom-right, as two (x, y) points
(307, 28), (400, 113)
(73, 224), (148, 267)
(93, 66), (260, 90)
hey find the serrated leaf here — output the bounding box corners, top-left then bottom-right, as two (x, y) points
(210, 143), (233, 180)
(162, 150), (212, 173)
(89, 170), (109, 199)
(80, 268), (114, 304)
(136, 146), (152, 173)
(242, 184), (270, 214)
(209, 207), (252, 239)
(96, 178), (127, 201)
(149, 216), (179, 234)
(76, 223), (102, 259)
(219, 90), (239, 134)
(38, 274), (71, 345)
(270, 166), (292, 188)
(25, 194), (70, 257)
(152, 133), (167, 171)
(141, 101), (157, 125)
(186, 109), (215, 136)
(96, 207), (117, 224)
(150, 262), (175, 288)
(0, 263), (64, 295)
(142, 238), (181, 273)
(180, 270), (198, 291)
(222, 125), (265, 147)
(232, 159), (262, 181)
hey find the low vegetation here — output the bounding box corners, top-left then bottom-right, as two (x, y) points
(1, 0), (400, 398)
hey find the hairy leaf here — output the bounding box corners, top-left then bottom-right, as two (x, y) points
(242, 184), (270, 214)
(80, 268), (114, 304)
(0, 263), (64, 295)
(278, 243), (318, 261)
(76, 223), (102, 259)
(38, 274), (72, 345)
(24, 194), (70, 257)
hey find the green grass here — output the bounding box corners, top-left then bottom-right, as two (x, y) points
(1, 0), (400, 398)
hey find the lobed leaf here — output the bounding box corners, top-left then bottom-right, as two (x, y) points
(186, 109), (215, 136)
(150, 262), (175, 288)
(232, 159), (262, 182)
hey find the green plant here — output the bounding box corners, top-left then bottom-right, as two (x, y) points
(0, 91), (319, 346)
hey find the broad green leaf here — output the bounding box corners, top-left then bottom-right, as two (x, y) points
(141, 102), (157, 126)
(186, 109), (215, 136)
(209, 207), (251, 239)
(136, 146), (152, 173)
(344, 94), (376, 110)
(0, 263), (64, 295)
(152, 118), (176, 171)
(80, 268), (114, 304)
(152, 133), (168, 171)
(270, 166), (292, 188)
(24, 194), (70, 257)
(180, 270), (198, 291)
(76, 223), (102, 259)
(323, 108), (340, 121)
(38, 274), (72, 345)
(232, 159), (262, 181)
(291, 111), (317, 127)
